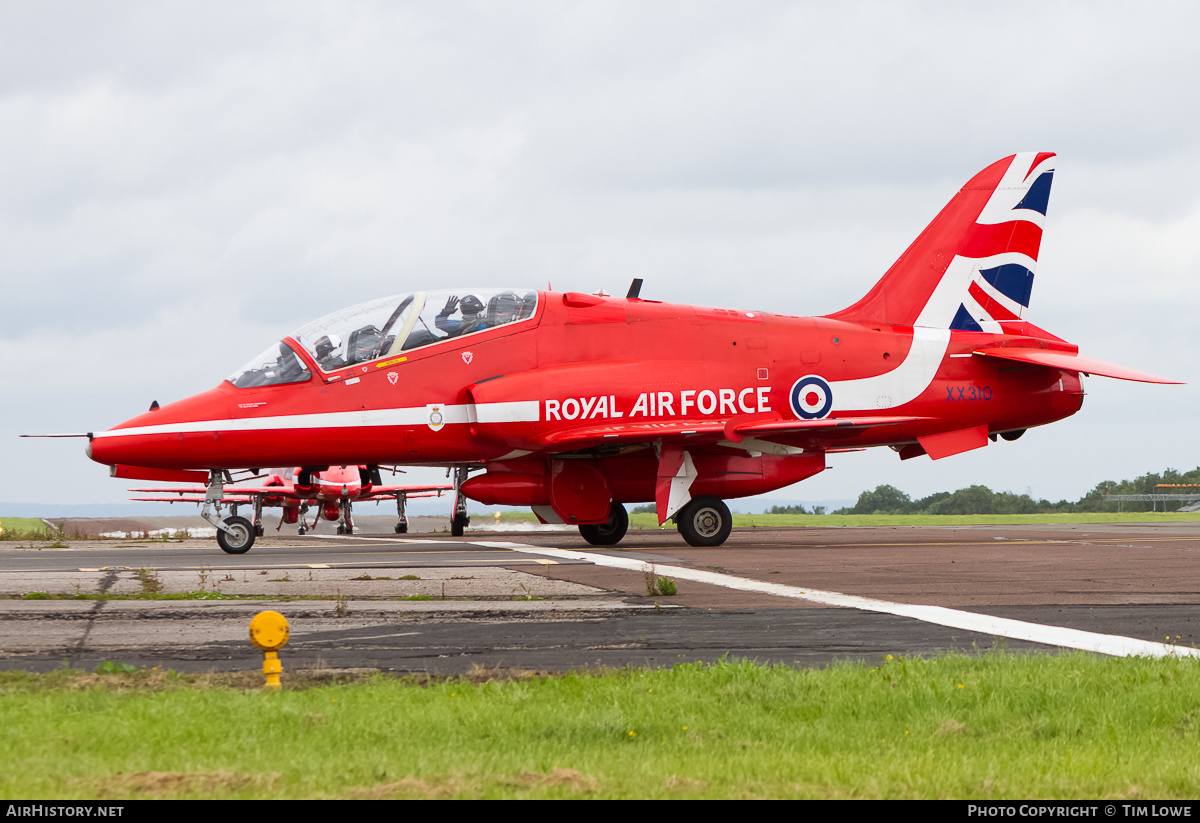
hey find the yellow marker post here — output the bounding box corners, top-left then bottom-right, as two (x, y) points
(249, 611), (289, 690)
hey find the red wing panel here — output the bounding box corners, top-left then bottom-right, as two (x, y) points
(360, 484), (453, 498)
(128, 485), (299, 498)
(529, 415), (932, 453)
(973, 348), (1182, 384)
(533, 419), (728, 451)
(728, 415), (932, 440)
(113, 466), (210, 483)
(131, 496), (254, 504)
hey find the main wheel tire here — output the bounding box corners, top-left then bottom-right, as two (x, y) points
(217, 516), (255, 554)
(395, 523), (408, 534)
(579, 502), (629, 546)
(451, 514), (469, 537)
(676, 497), (732, 547)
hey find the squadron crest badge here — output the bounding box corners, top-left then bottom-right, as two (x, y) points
(426, 404), (446, 432)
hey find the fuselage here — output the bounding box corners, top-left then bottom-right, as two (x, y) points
(74, 153), (1178, 550)
(87, 288), (1084, 490)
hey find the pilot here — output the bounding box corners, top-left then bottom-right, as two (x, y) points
(314, 334), (346, 371)
(274, 345), (308, 383)
(435, 294), (487, 337)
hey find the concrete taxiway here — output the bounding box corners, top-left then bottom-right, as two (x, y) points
(0, 522), (1197, 674)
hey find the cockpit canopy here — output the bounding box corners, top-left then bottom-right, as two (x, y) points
(229, 288), (538, 388)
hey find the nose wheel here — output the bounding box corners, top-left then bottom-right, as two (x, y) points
(217, 515), (255, 554)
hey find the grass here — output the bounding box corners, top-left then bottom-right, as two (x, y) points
(1, 652), (1199, 799)
(0, 517), (60, 540)
(10, 591), (367, 602)
(486, 510), (1200, 529)
(636, 511), (1200, 529)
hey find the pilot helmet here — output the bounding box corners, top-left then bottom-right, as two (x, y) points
(315, 334), (342, 359)
(459, 295), (485, 316)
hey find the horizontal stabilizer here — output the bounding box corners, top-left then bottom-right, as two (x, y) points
(973, 348), (1182, 384)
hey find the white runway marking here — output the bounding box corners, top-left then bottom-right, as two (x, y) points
(515, 546), (1200, 660)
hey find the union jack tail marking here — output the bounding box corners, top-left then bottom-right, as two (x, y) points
(830, 152), (1056, 332)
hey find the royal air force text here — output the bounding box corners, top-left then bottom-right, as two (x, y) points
(545, 388), (772, 422)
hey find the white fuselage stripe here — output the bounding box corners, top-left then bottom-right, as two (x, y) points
(828, 327), (951, 412)
(93, 401), (540, 439)
(513, 546), (1199, 660)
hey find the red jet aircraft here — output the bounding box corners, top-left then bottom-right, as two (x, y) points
(81, 153), (1179, 553)
(129, 466), (451, 552)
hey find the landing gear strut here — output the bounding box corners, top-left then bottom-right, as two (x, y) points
(336, 499), (354, 535)
(200, 470), (258, 555)
(451, 466), (470, 537)
(395, 493), (409, 534)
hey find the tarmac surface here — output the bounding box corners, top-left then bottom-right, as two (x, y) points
(1, 518), (1198, 675)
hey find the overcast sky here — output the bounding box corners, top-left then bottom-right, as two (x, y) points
(3, 1), (1197, 512)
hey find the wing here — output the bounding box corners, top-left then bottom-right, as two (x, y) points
(130, 495), (256, 504)
(360, 483), (453, 500)
(522, 415), (932, 452)
(128, 484), (297, 496)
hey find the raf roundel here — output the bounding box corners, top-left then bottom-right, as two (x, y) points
(790, 375), (833, 419)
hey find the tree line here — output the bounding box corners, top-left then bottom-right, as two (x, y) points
(768, 467), (1200, 515)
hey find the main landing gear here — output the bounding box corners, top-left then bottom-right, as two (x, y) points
(395, 493), (409, 534)
(579, 502), (629, 546)
(575, 497), (733, 548)
(674, 496), (732, 547)
(451, 466), (470, 537)
(336, 499), (354, 535)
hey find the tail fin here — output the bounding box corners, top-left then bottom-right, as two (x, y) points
(828, 152), (1056, 332)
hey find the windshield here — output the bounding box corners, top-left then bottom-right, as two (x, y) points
(291, 288), (538, 373)
(228, 340), (311, 388)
